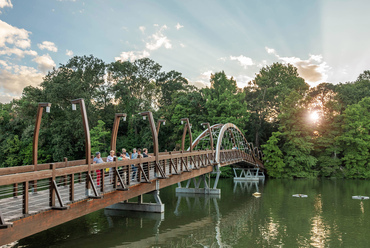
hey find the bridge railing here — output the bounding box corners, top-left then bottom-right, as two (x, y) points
(219, 149), (262, 167)
(0, 150), (217, 224)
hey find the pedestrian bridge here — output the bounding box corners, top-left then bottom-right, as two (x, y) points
(0, 108), (264, 245)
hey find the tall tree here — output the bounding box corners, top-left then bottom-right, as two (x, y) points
(245, 63), (309, 147)
(337, 97), (370, 178)
(277, 91), (317, 178)
(204, 71), (249, 132)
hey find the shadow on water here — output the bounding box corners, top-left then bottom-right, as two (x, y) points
(10, 178), (370, 247)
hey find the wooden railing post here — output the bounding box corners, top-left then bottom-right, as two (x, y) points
(63, 157), (68, 186)
(22, 181), (29, 215)
(49, 163), (56, 207)
(13, 183), (18, 198)
(69, 173), (74, 202)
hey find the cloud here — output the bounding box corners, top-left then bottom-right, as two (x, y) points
(145, 25), (172, 50)
(139, 26), (145, 33)
(266, 47), (276, 54)
(116, 24), (174, 62)
(191, 70), (213, 88)
(230, 55), (254, 69)
(0, 47), (37, 57)
(234, 75), (253, 88)
(0, 66), (43, 101)
(66, 49), (73, 57)
(114, 50), (150, 62)
(176, 23), (184, 30)
(0, 0), (12, 9)
(32, 54), (56, 73)
(265, 46), (330, 85)
(0, 20), (31, 49)
(37, 41), (58, 52)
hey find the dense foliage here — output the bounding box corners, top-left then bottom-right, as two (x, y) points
(1, 55), (370, 179)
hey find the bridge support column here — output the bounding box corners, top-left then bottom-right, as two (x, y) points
(233, 168), (265, 181)
(106, 190), (164, 213)
(176, 172), (221, 195)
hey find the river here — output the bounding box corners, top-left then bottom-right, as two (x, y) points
(8, 178), (370, 247)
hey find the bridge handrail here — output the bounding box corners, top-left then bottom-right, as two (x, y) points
(0, 150), (216, 186)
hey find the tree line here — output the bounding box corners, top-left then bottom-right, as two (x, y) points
(1, 55), (370, 178)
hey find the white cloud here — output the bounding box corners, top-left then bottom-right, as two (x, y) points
(37, 41), (58, 52)
(230, 55), (254, 69)
(0, 47), (37, 57)
(114, 50), (150, 62)
(0, 0), (12, 9)
(66, 49), (73, 57)
(192, 70), (213, 88)
(234, 75), (253, 88)
(180, 43), (185, 48)
(0, 20), (31, 49)
(0, 66), (43, 101)
(265, 46), (330, 86)
(146, 25), (172, 50)
(139, 26), (146, 33)
(265, 47), (276, 54)
(176, 23), (184, 30)
(32, 54), (56, 73)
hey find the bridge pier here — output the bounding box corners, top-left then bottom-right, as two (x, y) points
(233, 168), (265, 181)
(176, 171), (221, 195)
(106, 190), (164, 213)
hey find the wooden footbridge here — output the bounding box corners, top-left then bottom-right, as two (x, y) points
(0, 99), (264, 245)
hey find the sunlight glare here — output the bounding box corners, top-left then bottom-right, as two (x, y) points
(309, 111), (320, 122)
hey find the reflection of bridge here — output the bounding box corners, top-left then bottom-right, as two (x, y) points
(103, 181), (262, 247)
(0, 100), (264, 245)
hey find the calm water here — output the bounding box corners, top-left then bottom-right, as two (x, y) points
(10, 178), (370, 247)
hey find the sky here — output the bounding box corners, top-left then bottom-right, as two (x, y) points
(1, 0), (370, 103)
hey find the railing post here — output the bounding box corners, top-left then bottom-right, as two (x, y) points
(49, 163), (56, 207)
(69, 173), (74, 202)
(113, 157), (118, 189)
(22, 181), (29, 215)
(63, 157), (68, 186)
(13, 183), (18, 198)
(100, 168), (104, 192)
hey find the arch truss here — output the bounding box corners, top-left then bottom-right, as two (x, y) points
(191, 123), (263, 168)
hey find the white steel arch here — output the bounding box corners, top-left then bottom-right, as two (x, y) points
(190, 123), (259, 165)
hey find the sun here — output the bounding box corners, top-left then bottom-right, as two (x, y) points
(309, 111), (320, 122)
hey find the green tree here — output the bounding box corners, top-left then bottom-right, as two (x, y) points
(204, 71), (249, 132)
(278, 91), (317, 178)
(90, 120), (110, 156)
(244, 63), (309, 147)
(261, 131), (285, 178)
(337, 97), (370, 178)
(307, 83), (342, 177)
(335, 70), (370, 108)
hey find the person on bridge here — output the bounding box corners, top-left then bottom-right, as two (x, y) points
(142, 148), (152, 178)
(93, 152), (104, 186)
(107, 150), (116, 183)
(131, 148), (138, 181)
(122, 148), (130, 158)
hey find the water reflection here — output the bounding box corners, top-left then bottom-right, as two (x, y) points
(310, 194), (330, 248)
(14, 179), (370, 247)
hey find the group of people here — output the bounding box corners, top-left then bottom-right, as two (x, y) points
(93, 148), (150, 185)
